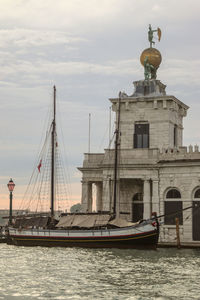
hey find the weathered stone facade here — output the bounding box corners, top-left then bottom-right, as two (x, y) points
(78, 79), (200, 246)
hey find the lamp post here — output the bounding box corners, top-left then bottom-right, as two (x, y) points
(7, 178), (15, 226)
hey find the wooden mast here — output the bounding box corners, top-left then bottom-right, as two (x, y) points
(113, 93), (121, 216)
(51, 85), (56, 219)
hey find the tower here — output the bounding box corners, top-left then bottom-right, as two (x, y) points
(79, 25), (189, 221)
(110, 25), (188, 151)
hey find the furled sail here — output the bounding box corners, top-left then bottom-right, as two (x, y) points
(56, 214), (136, 228)
(56, 214), (111, 228)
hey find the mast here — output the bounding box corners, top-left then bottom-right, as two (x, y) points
(109, 106), (111, 147)
(113, 92), (121, 216)
(88, 113), (91, 153)
(51, 85), (56, 219)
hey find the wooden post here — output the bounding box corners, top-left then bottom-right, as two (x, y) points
(175, 217), (181, 249)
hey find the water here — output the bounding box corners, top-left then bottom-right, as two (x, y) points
(0, 244), (200, 299)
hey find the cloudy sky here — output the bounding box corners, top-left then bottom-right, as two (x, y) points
(1, 0), (200, 210)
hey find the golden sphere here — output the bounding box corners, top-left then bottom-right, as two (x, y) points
(140, 48), (162, 69)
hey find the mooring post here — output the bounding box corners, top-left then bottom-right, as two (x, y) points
(175, 217), (181, 249)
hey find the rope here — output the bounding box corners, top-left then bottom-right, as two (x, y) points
(183, 203), (200, 222)
(155, 204), (193, 220)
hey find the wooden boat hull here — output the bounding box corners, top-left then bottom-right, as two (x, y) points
(8, 222), (159, 249)
(0, 236), (7, 243)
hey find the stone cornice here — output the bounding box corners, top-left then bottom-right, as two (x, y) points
(109, 95), (189, 110)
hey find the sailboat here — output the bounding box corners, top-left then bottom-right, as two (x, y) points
(7, 87), (159, 248)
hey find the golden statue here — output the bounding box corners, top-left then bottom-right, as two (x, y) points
(140, 25), (162, 80)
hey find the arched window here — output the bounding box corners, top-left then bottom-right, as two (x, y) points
(133, 193), (143, 201)
(194, 189), (200, 198)
(132, 193), (143, 222)
(164, 188), (183, 225)
(166, 189), (181, 199)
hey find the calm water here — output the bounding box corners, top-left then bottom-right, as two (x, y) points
(0, 244), (200, 299)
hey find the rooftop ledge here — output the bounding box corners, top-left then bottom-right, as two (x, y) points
(81, 145), (200, 167)
(109, 80), (189, 110)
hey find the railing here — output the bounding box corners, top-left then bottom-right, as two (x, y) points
(82, 145), (200, 167)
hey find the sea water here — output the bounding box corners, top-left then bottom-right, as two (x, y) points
(0, 244), (200, 299)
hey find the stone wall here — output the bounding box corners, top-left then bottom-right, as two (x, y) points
(110, 91), (188, 150)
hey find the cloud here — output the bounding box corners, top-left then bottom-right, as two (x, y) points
(160, 59), (200, 87)
(0, 0), (199, 36)
(1, 55), (200, 93)
(0, 28), (85, 48)
(0, 0), (122, 32)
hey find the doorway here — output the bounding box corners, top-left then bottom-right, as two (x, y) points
(193, 201), (200, 241)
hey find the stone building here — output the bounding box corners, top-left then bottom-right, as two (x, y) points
(78, 30), (200, 246)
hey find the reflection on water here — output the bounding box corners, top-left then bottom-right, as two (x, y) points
(0, 244), (200, 299)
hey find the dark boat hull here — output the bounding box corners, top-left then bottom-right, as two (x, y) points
(9, 229), (159, 249)
(0, 236), (7, 243)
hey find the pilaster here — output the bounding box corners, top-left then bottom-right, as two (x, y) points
(81, 181), (92, 212)
(152, 180), (160, 215)
(96, 182), (103, 212)
(143, 179), (151, 219)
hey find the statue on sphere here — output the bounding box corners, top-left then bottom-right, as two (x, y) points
(148, 24), (161, 48)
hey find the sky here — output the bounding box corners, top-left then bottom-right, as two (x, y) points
(1, 0), (200, 210)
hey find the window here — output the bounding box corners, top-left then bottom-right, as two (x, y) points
(164, 188), (183, 225)
(134, 123), (149, 148)
(133, 193), (143, 201)
(193, 188), (200, 240)
(166, 189), (181, 199)
(132, 193), (143, 222)
(174, 125), (177, 147)
(194, 189), (200, 198)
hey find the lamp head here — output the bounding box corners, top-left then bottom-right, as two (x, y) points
(7, 178), (15, 192)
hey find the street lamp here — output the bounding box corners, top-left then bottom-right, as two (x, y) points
(7, 178), (15, 226)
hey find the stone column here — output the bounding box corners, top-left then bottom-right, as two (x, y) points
(143, 179), (151, 219)
(81, 181), (87, 212)
(81, 181), (92, 212)
(96, 182), (103, 212)
(182, 197), (193, 243)
(102, 178), (111, 212)
(87, 182), (93, 212)
(152, 180), (160, 215)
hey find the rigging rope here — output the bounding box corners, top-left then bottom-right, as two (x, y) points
(151, 205), (195, 221)
(18, 92), (71, 214)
